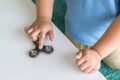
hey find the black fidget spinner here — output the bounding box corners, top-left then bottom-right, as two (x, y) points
(29, 41), (53, 58)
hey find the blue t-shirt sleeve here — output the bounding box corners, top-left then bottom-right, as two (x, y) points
(118, 0), (120, 14)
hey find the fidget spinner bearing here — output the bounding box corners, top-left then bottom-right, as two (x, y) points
(29, 41), (53, 58)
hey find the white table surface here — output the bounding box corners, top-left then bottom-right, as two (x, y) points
(0, 0), (106, 80)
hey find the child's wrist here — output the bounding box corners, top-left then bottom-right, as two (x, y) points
(37, 16), (52, 22)
(90, 47), (102, 60)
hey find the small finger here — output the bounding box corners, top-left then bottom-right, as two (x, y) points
(82, 67), (93, 74)
(29, 27), (39, 41)
(26, 28), (34, 35)
(77, 58), (85, 66)
(88, 69), (97, 74)
(30, 30), (40, 41)
(79, 61), (89, 71)
(24, 26), (29, 30)
(24, 26), (30, 34)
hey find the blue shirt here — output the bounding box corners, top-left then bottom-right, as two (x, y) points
(65, 0), (120, 46)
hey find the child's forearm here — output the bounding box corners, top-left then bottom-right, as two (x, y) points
(36, 0), (54, 20)
(92, 15), (120, 59)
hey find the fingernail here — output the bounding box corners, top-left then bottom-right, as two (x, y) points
(81, 68), (84, 71)
(50, 36), (54, 41)
(39, 46), (42, 49)
(25, 26), (29, 30)
(76, 55), (80, 59)
(51, 38), (54, 41)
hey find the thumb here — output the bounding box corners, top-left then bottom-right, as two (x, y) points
(75, 50), (82, 59)
(48, 30), (54, 41)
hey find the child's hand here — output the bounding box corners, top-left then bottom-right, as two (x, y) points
(76, 49), (101, 74)
(24, 18), (54, 49)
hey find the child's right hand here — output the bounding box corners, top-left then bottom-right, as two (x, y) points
(24, 18), (54, 49)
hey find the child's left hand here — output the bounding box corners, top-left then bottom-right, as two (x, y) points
(76, 49), (101, 74)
